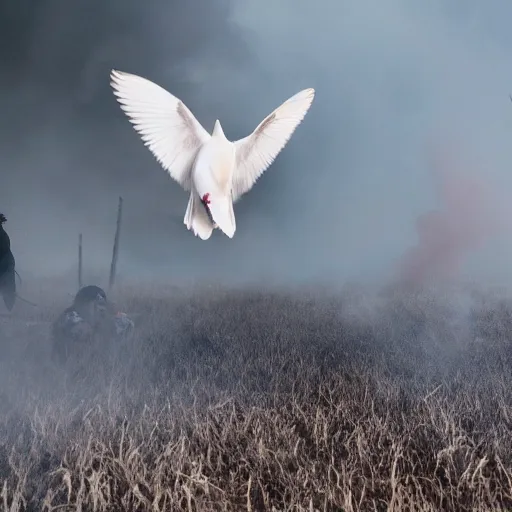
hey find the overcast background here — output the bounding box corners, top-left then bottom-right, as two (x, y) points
(1, 0), (512, 288)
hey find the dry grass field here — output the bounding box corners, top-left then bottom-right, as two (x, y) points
(0, 281), (511, 511)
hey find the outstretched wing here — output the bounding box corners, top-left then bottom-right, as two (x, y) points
(110, 69), (211, 190)
(231, 88), (315, 202)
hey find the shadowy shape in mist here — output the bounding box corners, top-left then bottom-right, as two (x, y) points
(398, 142), (500, 286)
(0, 214), (16, 311)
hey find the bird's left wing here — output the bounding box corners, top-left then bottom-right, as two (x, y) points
(110, 69), (211, 191)
(231, 88), (315, 202)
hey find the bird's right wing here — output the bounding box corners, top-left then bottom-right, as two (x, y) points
(231, 88), (315, 202)
(110, 69), (211, 190)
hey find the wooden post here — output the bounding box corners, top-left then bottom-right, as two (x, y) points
(109, 196), (123, 291)
(78, 233), (83, 291)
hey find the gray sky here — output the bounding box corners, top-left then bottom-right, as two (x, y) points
(2, 0), (512, 288)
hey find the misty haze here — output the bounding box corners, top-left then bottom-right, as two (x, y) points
(1, 0), (512, 510)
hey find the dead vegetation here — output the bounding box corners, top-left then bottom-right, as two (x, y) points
(0, 282), (511, 511)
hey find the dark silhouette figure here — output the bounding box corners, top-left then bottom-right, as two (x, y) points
(51, 285), (134, 365)
(0, 214), (16, 311)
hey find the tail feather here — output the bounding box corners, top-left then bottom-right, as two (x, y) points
(184, 191), (215, 240)
(207, 195), (236, 238)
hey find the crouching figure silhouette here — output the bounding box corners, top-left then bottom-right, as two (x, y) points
(51, 285), (134, 365)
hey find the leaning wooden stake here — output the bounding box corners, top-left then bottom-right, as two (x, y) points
(109, 196), (123, 291)
(78, 233), (83, 290)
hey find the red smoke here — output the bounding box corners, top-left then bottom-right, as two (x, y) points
(398, 144), (499, 286)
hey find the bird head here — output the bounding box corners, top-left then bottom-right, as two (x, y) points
(0, 214), (6, 225)
(212, 119), (226, 139)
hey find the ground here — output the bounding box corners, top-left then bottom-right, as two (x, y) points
(0, 281), (511, 511)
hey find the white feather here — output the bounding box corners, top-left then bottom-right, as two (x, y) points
(184, 191), (215, 240)
(231, 88), (315, 202)
(110, 69), (210, 190)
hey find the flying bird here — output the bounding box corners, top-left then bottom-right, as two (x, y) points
(110, 70), (315, 240)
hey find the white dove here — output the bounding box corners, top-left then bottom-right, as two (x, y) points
(110, 69), (315, 240)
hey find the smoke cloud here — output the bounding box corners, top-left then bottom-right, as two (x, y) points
(397, 141), (501, 286)
(2, 0), (512, 288)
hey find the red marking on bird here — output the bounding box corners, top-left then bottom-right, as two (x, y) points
(202, 193), (211, 205)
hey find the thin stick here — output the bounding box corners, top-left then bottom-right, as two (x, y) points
(78, 233), (83, 291)
(423, 384), (443, 403)
(109, 196), (123, 291)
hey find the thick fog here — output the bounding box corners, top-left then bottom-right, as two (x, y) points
(2, 0), (512, 288)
